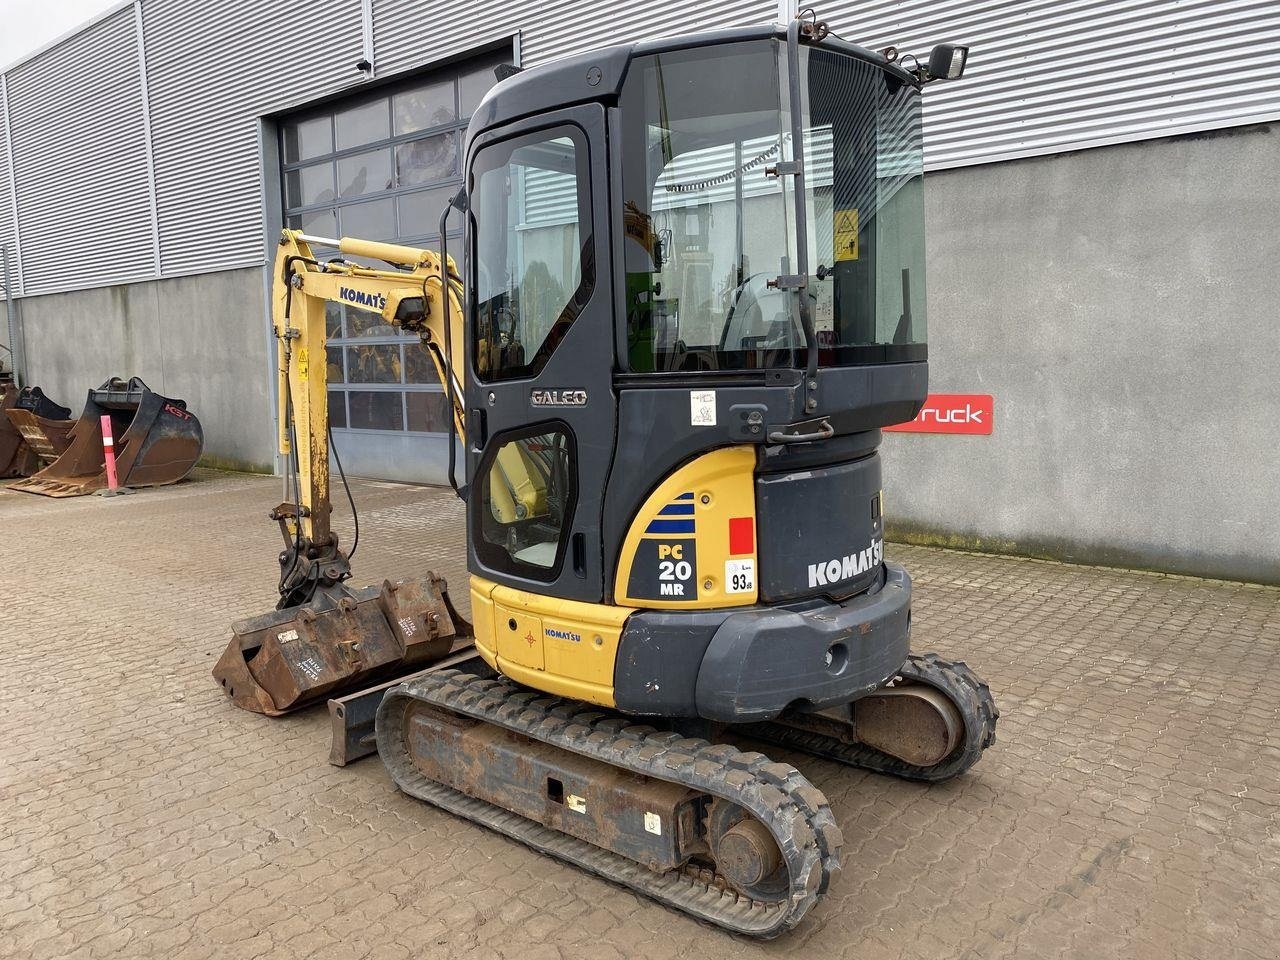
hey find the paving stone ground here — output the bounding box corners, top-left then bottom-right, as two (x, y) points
(1, 468), (1277, 960)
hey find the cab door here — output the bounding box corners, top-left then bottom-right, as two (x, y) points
(464, 104), (616, 604)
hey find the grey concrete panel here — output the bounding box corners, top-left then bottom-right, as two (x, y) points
(883, 124), (1280, 583)
(152, 269), (273, 472)
(17, 267), (273, 472)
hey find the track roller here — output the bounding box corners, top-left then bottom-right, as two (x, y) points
(376, 669), (844, 937)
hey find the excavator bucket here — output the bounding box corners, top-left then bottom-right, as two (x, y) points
(0, 384), (35, 478)
(213, 573), (467, 716)
(1, 385), (73, 478)
(9, 376), (203, 498)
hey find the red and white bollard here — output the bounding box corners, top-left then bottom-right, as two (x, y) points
(98, 414), (128, 497)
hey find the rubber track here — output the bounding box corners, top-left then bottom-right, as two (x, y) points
(376, 669), (843, 937)
(741, 653), (1000, 783)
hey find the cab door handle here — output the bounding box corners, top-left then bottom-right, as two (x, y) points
(768, 419), (833, 444)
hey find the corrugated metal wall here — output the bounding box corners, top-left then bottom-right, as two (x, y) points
(4, 5), (155, 296)
(143, 0), (367, 278)
(0, 76), (18, 293)
(818, 0), (1280, 169)
(0, 0), (1277, 297)
(373, 0), (776, 74)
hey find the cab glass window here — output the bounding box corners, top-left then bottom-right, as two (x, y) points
(619, 40), (927, 372)
(470, 128), (593, 381)
(476, 428), (576, 577)
(618, 43), (792, 373)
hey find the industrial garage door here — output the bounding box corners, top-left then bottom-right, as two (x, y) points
(280, 47), (512, 484)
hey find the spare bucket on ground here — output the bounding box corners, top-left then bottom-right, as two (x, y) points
(9, 376), (204, 497)
(1, 385), (73, 478)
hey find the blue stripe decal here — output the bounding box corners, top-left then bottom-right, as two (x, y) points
(658, 503), (695, 516)
(675, 492), (695, 500)
(645, 519), (696, 534)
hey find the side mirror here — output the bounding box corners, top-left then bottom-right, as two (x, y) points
(926, 44), (969, 81)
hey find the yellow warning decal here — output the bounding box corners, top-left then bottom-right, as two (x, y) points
(834, 208), (859, 262)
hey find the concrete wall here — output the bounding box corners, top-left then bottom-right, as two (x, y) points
(16, 267), (274, 473)
(12, 124), (1279, 584)
(883, 123), (1280, 584)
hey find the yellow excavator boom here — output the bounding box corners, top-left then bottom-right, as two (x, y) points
(271, 229), (466, 547)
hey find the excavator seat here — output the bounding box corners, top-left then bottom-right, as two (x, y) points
(9, 377), (204, 497)
(1, 385), (72, 479)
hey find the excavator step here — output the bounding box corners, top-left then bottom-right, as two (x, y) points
(376, 669), (843, 938)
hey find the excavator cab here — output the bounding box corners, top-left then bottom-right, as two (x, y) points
(461, 24), (934, 715)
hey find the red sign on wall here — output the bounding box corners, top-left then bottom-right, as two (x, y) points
(885, 393), (994, 435)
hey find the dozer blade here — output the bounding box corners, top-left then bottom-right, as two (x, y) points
(1, 385), (72, 478)
(9, 376), (203, 497)
(214, 573), (469, 716)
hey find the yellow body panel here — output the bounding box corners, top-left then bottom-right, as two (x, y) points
(471, 579), (497, 666)
(496, 605), (545, 671)
(471, 448), (759, 703)
(614, 445), (759, 609)
(470, 576), (630, 707)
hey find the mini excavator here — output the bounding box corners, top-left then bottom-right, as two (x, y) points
(215, 15), (998, 936)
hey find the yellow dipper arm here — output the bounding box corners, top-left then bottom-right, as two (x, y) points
(272, 229), (465, 546)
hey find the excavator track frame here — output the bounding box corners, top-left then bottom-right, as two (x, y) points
(741, 653), (999, 782)
(377, 668), (844, 938)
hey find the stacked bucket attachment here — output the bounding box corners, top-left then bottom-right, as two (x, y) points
(9, 376), (203, 497)
(214, 572), (471, 716)
(1, 385), (72, 478)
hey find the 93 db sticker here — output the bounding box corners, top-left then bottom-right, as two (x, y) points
(725, 559), (755, 594)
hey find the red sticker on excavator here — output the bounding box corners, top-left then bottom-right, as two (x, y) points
(728, 517), (754, 556)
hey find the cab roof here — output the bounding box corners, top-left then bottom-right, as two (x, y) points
(467, 22), (915, 143)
